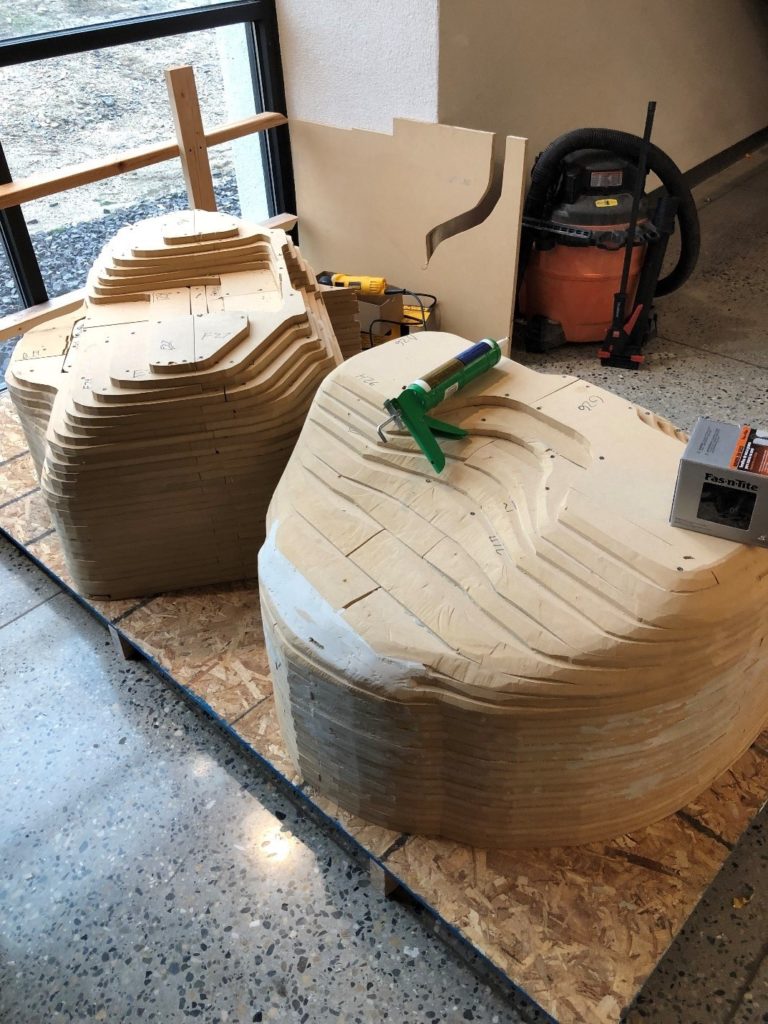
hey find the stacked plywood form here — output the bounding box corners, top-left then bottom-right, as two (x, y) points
(259, 331), (768, 848)
(5, 210), (346, 598)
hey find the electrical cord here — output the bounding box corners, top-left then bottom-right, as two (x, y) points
(366, 318), (411, 348)
(384, 287), (438, 329)
(364, 288), (440, 346)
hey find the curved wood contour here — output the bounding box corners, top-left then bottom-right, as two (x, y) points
(6, 210), (348, 597)
(259, 331), (768, 847)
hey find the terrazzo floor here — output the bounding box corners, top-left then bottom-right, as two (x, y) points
(0, 539), (540, 1024)
(3, 148), (768, 1024)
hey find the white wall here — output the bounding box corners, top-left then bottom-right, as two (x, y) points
(276, 0), (439, 132)
(438, 0), (768, 173)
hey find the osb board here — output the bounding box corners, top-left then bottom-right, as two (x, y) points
(290, 119), (526, 341)
(2, 389), (768, 1023)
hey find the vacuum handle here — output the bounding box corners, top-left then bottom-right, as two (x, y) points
(614, 101), (656, 325)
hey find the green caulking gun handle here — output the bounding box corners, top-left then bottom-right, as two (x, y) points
(384, 339), (501, 474)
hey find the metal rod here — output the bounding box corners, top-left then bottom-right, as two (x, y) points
(615, 100), (656, 319)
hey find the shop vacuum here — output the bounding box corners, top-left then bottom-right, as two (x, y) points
(516, 102), (700, 368)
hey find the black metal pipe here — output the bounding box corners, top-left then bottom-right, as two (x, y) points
(612, 101), (656, 331)
(0, 141), (47, 307)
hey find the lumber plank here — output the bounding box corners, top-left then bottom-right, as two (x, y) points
(0, 290), (85, 342)
(0, 113), (287, 210)
(165, 66), (217, 212)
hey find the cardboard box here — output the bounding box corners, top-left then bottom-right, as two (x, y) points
(358, 293), (403, 341)
(670, 417), (768, 546)
(401, 300), (437, 334)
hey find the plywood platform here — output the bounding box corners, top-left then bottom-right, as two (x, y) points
(2, 390), (767, 1024)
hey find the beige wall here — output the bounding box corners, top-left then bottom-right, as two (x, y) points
(438, 0), (768, 172)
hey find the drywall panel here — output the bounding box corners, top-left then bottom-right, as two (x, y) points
(276, 0), (439, 132)
(438, 0), (768, 172)
(290, 118), (526, 340)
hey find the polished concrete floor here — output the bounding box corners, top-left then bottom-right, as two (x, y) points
(2, 153), (768, 1024)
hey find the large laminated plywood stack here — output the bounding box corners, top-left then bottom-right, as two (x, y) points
(259, 331), (768, 848)
(5, 210), (348, 598)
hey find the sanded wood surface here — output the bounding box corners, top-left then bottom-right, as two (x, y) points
(259, 330), (768, 848)
(290, 119), (526, 341)
(4, 209), (351, 598)
(1, 388), (767, 1024)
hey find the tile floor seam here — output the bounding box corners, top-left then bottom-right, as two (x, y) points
(657, 333), (768, 371)
(0, 486), (38, 510)
(0, 450), (29, 470)
(23, 526), (54, 546)
(676, 810), (734, 851)
(111, 596), (156, 624)
(229, 695), (270, 726)
(0, 588), (61, 631)
(725, 937), (768, 1023)
(380, 833), (410, 862)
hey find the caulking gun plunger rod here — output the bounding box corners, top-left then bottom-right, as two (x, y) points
(377, 339), (502, 474)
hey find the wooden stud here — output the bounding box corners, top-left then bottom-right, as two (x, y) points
(0, 290), (85, 343)
(0, 112), (287, 212)
(262, 213), (298, 232)
(165, 65), (217, 212)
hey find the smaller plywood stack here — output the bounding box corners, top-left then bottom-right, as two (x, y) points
(5, 210), (348, 598)
(319, 286), (363, 359)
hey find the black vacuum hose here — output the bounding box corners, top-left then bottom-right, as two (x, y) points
(518, 127), (700, 298)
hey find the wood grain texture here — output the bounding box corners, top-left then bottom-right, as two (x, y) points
(4, 210), (353, 598)
(259, 330), (768, 848)
(165, 65), (217, 212)
(0, 290), (85, 343)
(0, 113), (287, 210)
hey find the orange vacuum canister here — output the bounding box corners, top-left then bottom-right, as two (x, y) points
(518, 150), (654, 349)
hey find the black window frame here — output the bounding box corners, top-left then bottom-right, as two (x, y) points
(0, 0), (295, 309)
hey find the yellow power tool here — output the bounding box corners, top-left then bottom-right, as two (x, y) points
(317, 271), (389, 296)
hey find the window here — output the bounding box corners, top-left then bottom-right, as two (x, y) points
(0, 1), (294, 310)
(0, 244), (22, 388)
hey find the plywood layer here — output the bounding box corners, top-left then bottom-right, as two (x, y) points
(259, 330), (768, 847)
(5, 209), (350, 598)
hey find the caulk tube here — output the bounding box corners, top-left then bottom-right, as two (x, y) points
(412, 340), (500, 405)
